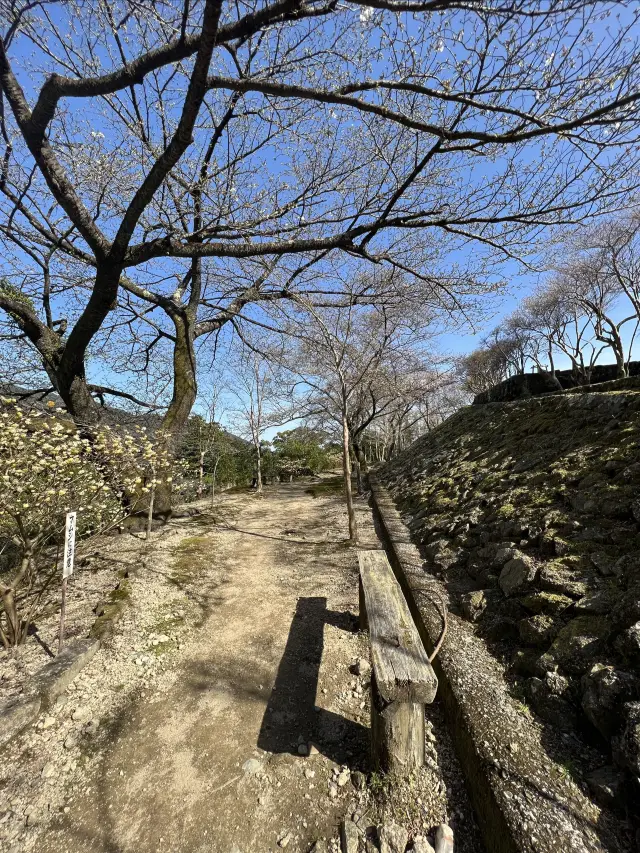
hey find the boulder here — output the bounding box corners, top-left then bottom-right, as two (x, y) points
(460, 589), (497, 623)
(499, 554), (537, 597)
(574, 588), (617, 615)
(411, 838), (435, 853)
(586, 765), (627, 809)
(614, 621), (640, 662)
(519, 591), (572, 615)
(538, 561), (595, 599)
(379, 823), (408, 853)
(493, 545), (518, 568)
(526, 673), (576, 730)
(612, 701), (640, 774)
(518, 614), (562, 647)
(548, 616), (608, 675)
(581, 665), (640, 740)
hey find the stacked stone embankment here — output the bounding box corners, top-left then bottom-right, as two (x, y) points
(379, 383), (640, 835)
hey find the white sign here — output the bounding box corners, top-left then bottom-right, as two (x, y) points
(62, 511), (77, 579)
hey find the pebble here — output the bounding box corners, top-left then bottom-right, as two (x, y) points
(71, 706), (91, 723)
(42, 716), (56, 730)
(278, 832), (292, 848)
(41, 763), (55, 780)
(63, 733), (78, 750)
(242, 758), (262, 775)
(336, 769), (350, 787)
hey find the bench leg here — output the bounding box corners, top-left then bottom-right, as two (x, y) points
(358, 574), (368, 631)
(371, 673), (425, 775)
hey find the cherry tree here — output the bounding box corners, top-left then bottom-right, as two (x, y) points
(0, 0), (638, 441)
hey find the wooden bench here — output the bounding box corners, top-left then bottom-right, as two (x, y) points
(358, 550), (438, 775)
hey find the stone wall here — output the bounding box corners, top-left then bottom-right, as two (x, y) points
(379, 388), (640, 822)
(473, 361), (640, 404)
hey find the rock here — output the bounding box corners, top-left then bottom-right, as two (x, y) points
(518, 614), (561, 647)
(460, 589), (495, 622)
(435, 824), (454, 853)
(310, 842), (329, 853)
(518, 591), (572, 615)
(341, 819), (359, 853)
(42, 716), (56, 729)
(614, 621), (640, 662)
(351, 770), (366, 790)
(574, 589), (617, 615)
(424, 539), (451, 559)
(63, 733), (78, 750)
(328, 783), (338, 799)
(527, 675), (576, 730)
(336, 768), (350, 787)
(41, 762), (55, 779)
(82, 719), (99, 737)
(547, 616), (608, 674)
(511, 648), (546, 677)
(379, 822), (408, 853)
(71, 705), (91, 723)
(612, 701), (640, 773)
(411, 838), (435, 853)
(278, 832), (292, 848)
(590, 552), (615, 576)
(484, 616), (519, 643)
(586, 765), (627, 809)
(298, 743), (309, 756)
(304, 768), (315, 780)
(242, 758), (262, 775)
(499, 554), (537, 597)
(493, 545), (517, 567)
(581, 665), (640, 739)
(354, 657), (371, 677)
(538, 562), (594, 599)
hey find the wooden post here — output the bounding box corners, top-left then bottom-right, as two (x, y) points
(58, 576), (67, 654)
(371, 673), (425, 774)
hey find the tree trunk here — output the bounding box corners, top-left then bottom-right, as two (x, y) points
(256, 445), (263, 494)
(146, 477), (156, 541)
(211, 458), (219, 505)
(342, 412), (358, 542)
(198, 450), (205, 497)
(156, 312), (198, 514)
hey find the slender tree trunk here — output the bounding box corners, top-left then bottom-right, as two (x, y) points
(256, 445), (263, 494)
(211, 458), (219, 505)
(342, 411), (358, 542)
(198, 450), (205, 497)
(146, 470), (156, 541)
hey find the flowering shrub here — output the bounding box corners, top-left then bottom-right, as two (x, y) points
(0, 403), (176, 647)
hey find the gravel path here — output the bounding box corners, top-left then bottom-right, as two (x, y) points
(1, 481), (483, 853)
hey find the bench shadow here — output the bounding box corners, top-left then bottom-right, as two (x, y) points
(258, 596), (370, 770)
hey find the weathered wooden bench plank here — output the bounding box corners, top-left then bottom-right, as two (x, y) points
(358, 550), (437, 704)
(358, 549), (438, 775)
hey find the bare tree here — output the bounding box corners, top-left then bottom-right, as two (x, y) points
(0, 0), (639, 439)
(229, 348), (283, 494)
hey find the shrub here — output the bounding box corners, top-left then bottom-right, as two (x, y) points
(0, 404), (173, 646)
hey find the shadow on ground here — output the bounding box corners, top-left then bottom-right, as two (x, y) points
(258, 596), (369, 769)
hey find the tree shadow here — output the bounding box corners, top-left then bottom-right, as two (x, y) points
(258, 596), (369, 769)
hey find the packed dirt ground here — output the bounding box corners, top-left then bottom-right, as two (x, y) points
(1, 479), (482, 853)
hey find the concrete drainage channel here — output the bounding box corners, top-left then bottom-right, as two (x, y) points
(368, 476), (616, 853)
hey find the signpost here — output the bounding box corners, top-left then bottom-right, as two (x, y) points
(58, 511), (77, 654)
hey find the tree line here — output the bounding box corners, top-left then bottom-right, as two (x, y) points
(460, 213), (640, 394)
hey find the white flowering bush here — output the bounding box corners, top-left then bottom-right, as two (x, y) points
(0, 404), (176, 647)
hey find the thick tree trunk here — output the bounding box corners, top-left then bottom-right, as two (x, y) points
(156, 312), (198, 515)
(342, 412), (358, 542)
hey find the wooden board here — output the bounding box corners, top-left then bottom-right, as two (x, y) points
(358, 550), (437, 704)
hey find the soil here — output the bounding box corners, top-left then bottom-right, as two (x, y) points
(1, 480), (483, 853)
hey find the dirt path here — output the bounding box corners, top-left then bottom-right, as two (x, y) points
(33, 482), (373, 853)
